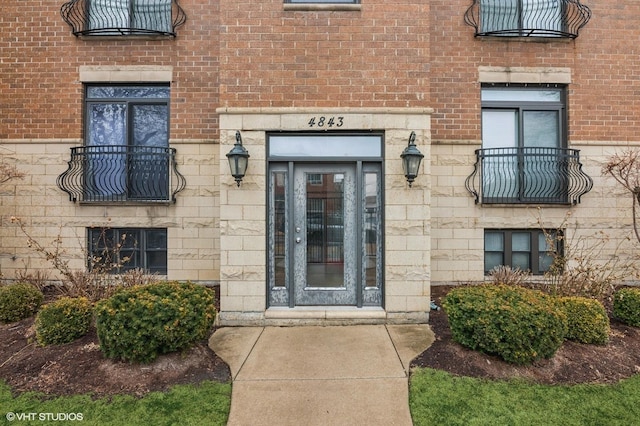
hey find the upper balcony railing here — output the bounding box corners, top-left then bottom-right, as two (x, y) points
(464, 0), (591, 38)
(61, 0), (186, 37)
(57, 145), (186, 204)
(465, 147), (593, 205)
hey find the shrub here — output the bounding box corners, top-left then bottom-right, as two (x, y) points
(35, 297), (93, 345)
(556, 297), (609, 345)
(95, 281), (216, 363)
(613, 287), (640, 327)
(442, 285), (567, 365)
(487, 265), (531, 287)
(0, 283), (44, 323)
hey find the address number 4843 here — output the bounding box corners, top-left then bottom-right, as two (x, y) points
(308, 116), (344, 128)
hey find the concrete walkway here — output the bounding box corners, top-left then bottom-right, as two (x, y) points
(209, 325), (435, 426)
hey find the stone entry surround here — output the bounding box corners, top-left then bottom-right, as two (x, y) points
(217, 108), (433, 326)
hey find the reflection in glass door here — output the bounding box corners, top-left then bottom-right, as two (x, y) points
(305, 172), (345, 287)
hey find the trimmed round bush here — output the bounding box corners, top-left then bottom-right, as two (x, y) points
(556, 296), (609, 345)
(442, 285), (568, 365)
(35, 297), (92, 345)
(0, 282), (44, 323)
(95, 281), (216, 363)
(613, 287), (640, 327)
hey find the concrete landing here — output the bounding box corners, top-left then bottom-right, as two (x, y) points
(209, 325), (435, 426)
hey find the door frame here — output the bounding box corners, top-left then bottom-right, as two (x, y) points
(266, 132), (385, 309)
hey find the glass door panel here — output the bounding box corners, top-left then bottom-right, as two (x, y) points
(294, 165), (357, 306)
(305, 174), (345, 287)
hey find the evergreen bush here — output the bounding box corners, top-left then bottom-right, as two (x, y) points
(556, 296), (609, 345)
(0, 282), (44, 323)
(613, 287), (640, 327)
(35, 297), (92, 345)
(442, 285), (567, 365)
(95, 281), (216, 363)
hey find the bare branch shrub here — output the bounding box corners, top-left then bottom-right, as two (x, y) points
(0, 160), (24, 185)
(14, 269), (51, 292)
(487, 265), (531, 287)
(537, 210), (640, 303)
(602, 149), (640, 244)
(10, 216), (158, 302)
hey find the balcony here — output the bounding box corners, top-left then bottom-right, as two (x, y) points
(464, 0), (591, 38)
(465, 147), (593, 205)
(61, 0), (186, 37)
(57, 145), (186, 204)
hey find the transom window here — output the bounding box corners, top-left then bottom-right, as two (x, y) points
(484, 229), (561, 275)
(88, 228), (167, 274)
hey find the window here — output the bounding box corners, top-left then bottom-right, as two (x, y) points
(85, 85), (170, 202)
(89, 0), (172, 35)
(285, 0), (358, 3)
(479, 0), (562, 36)
(88, 228), (167, 274)
(307, 174), (323, 185)
(484, 229), (561, 275)
(481, 84), (567, 203)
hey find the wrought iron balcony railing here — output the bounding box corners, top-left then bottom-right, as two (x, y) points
(61, 0), (186, 37)
(465, 147), (593, 205)
(464, 0), (591, 38)
(57, 145), (186, 203)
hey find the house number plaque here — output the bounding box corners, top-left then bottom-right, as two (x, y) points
(307, 116), (344, 128)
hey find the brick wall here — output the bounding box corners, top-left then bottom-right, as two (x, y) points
(429, 0), (640, 144)
(0, 0), (219, 141)
(219, 0), (430, 108)
(1, 1), (221, 282)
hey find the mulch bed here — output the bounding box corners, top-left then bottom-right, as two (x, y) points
(1, 284), (639, 398)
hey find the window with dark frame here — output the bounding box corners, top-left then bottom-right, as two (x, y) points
(84, 84), (170, 202)
(88, 0), (173, 35)
(480, 0), (563, 36)
(88, 228), (167, 274)
(481, 84), (568, 203)
(484, 229), (561, 275)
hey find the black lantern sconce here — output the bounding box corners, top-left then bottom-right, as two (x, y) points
(400, 131), (424, 188)
(226, 131), (250, 187)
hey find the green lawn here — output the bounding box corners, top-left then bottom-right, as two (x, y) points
(410, 368), (640, 426)
(0, 381), (231, 426)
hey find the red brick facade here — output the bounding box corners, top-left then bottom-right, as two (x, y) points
(2, 0), (639, 324)
(1, 0), (219, 141)
(3, 1), (638, 142)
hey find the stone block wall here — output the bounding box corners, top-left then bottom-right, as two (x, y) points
(0, 141), (219, 283)
(218, 108), (432, 325)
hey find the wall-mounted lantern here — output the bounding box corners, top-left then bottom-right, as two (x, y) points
(400, 131), (424, 188)
(226, 131), (250, 187)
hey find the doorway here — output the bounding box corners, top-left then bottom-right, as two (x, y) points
(267, 133), (383, 308)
